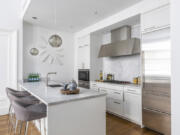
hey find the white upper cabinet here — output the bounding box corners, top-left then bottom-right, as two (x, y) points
(77, 35), (90, 69)
(141, 4), (170, 33)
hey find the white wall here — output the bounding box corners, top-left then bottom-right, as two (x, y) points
(90, 33), (103, 81)
(75, 0), (169, 38)
(23, 22), (74, 82)
(0, 0), (23, 81)
(171, 0), (180, 134)
(101, 25), (141, 82)
(0, 0), (23, 115)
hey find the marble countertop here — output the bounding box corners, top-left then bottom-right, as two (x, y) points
(19, 81), (106, 106)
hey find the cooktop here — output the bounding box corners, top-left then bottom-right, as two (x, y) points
(102, 80), (131, 84)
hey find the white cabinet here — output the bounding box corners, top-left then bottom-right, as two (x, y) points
(90, 82), (142, 125)
(108, 98), (124, 116)
(141, 5), (170, 33)
(90, 82), (99, 92)
(77, 35), (90, 69)
(124, 92), (141, 123)
(99, 87), (124, 116)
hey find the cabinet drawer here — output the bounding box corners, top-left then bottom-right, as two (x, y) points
(142, 5), (170, 33)
(124, 87), (141, 94)
(143, 92), (170, 114)
(109, 90), (123, 100)
(108, 98), (123, 116)
(143, 109), (171, 135)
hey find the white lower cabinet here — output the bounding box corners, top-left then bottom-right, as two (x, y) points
(90, 82), (142, 125)
(124, 92), (141, 123)
(107, 97), (123, 116)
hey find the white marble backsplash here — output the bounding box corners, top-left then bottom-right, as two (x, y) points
(103, 55), (141, 82)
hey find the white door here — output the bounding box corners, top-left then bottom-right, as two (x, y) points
(124, 92), (141, 123)
(0, 30), (17, 115)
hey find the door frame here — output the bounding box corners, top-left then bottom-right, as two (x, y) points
(0, 29), (18, 115)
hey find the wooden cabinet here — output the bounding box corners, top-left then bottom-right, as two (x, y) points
(77, 35), (90, 69)
(141, 4), (170, 33)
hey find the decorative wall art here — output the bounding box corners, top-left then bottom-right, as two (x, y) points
(39, 36), (64, 65)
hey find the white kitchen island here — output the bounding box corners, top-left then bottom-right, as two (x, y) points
(19, 82), (106, 135)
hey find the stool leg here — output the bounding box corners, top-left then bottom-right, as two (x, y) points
(44, 119), (46, 135)
(24, 122), (29, 135)
(7, 104), (12, 132)
(9, 113), (15, 135)
(38, 120), (41, 134)
(14, 120), (19, 135)
(8, 105), (13, 133)
(19, 121), (23, 135)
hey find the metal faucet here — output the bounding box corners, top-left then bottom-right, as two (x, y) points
(46, 72), (57, 86)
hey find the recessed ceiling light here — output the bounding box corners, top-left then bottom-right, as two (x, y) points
(94, 11), (98, 15)
(70, 25), (74, 29)
(32, 17), (38, 20)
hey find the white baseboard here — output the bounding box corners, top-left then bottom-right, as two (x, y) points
(0, 107), (9, 116)
(0, 97), (9, 116)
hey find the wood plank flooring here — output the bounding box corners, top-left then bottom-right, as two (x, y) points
(0, 113), (160, 135)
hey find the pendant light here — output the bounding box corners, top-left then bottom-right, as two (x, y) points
(48, 0), (62, 48)
(30, 25), (39, 56)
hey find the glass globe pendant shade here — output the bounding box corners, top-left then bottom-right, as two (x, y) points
(48, 34), (62, 48)
(29, 48), (39, 56)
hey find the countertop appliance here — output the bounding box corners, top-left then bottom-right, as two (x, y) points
(142, 28), (171, 135)
(78, 69), (90, 89)
(98, 26), (140, 57)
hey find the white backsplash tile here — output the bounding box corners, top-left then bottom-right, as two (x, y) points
(103, 55), (140, 82)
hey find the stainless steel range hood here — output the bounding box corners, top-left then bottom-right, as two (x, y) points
(98, 26), (140, 57)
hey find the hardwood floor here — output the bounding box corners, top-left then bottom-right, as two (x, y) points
(0, 113), (160, 135)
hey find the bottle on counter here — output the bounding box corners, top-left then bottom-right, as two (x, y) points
(99, 70), (103, 81)
(133, 77), (138, 84)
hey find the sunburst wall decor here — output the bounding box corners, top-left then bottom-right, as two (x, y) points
(39, 36), (64, 65)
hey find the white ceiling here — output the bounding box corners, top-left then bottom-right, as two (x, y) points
(24, 0), (141, 32)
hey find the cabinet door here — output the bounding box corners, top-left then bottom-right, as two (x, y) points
(108, 98), (123, 116)
(90, 83), (99, 92)
(83, 45), (90, 69)
(142, 5), (170, 33)
(77, 35), (90, 69)
(124, 92), (141, 123)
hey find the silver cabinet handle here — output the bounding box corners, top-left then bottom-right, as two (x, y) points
(114, 102), (121, 104)
(101, 90), (107, 92)
(83, 44), (89, 47)
(113, 92), (121, 95)
(144, 26), (156, 31)
(127, 89), (136, 92)
(123, 92), (125, 102)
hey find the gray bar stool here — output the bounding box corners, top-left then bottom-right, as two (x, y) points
(6, 88), (40, 134)
(12, 101), (47, 135)
(6, 88), (31, 97)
